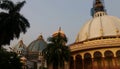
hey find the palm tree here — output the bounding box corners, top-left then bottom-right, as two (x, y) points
(43, 32), (71, 69)
(0, 47), (22, 69)
(0, 0), (30, 47)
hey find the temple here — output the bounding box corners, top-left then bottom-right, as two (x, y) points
(70, 0), (120, 69)
(12, 0), (120, 69)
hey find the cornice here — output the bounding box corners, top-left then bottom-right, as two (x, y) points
(70, 38), (120, 52)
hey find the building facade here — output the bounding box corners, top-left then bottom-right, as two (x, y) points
(12, 0), (120, 69)
(69, 0), (120, 69)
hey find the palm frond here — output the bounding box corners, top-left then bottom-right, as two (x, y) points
(0, 12), (9, 30)
(0, 0), (14, 11)
(0, 0), (30, 46)
(14, 1), (26, 12)
(19, 14), (30, 27)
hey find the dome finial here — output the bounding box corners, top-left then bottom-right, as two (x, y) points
(91, 0), (106, 17)
(37, 33), (43, 40)
(19, 39), (23, 45)
(59, 27), (61, 32)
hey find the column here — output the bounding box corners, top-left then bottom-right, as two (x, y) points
(82, 55), (84, 69)
(73, 56), (76, 69)
(102, 57), (106, 69)
(114, 56), (118, 69)
(92, 58), (94, 69)
(64, 61), (69, 69)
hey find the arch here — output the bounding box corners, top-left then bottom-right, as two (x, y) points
(94, 51), (102, 58)
(116, 50), (120, 69)
(75, 55), (82, 69)
(93, 51), (103, 69)
(104, 50), (114, 58)
(116, 50), (120, 57)
(100, 13), (102, 16)
(84, 53), (91, 59)
(84, 53), (92, 69)
(104, 50), (114, 69)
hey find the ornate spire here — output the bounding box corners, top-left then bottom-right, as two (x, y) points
(19, 40), (24, 48)
(37, 33), (43, 40)
(91, 0), (106, 17)
(58, 27), (61, 32)
(19, 40), (23, 45)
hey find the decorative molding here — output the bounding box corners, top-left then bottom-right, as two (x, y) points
(70, 38), (120, 52)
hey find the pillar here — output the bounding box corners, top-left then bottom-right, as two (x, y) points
(64, 61), (69, 69)
(114, 57), (118, 69)
(82, 56), (84, 69)
(102, 56), (106, 69)
(91, 57), (94, 69)
(73, 56), (76, 69)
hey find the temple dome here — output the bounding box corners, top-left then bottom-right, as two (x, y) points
(76, 12), (120, 42)
(27, 35), (47, 52)
(52, 27), (66, 38)
(13, 40), (27, 55)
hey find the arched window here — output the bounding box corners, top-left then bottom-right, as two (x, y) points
(116, 50), (120, 57)
(104, 50), (114, 69)
(84, 53), (92, 69)
(116, 50), (120, 69)
(75, 55), (82, 69)
(93, 51), (103, 69)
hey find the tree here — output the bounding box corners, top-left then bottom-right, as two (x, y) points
(0, 47), (22, 69)
(0, 0), (29, 69)
(0, 0), (30, 47)
(43, 33), (71, 69)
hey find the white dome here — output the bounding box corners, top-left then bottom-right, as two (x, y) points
(76, 12), (120, 42)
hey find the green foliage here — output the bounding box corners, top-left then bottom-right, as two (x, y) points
(0, 0), (30, 46)
(0, 0), (29, 68)
(43, 33), (71, 68)
(0, 48), (22, 69)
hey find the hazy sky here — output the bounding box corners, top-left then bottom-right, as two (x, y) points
(8, 0), (120, 47)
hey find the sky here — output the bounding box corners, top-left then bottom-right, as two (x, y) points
(5, 0), (120, 47)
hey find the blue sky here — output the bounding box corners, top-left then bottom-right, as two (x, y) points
(8, 0), (120, 46)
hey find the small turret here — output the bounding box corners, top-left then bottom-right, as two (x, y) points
(91, 0), (106, 17)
